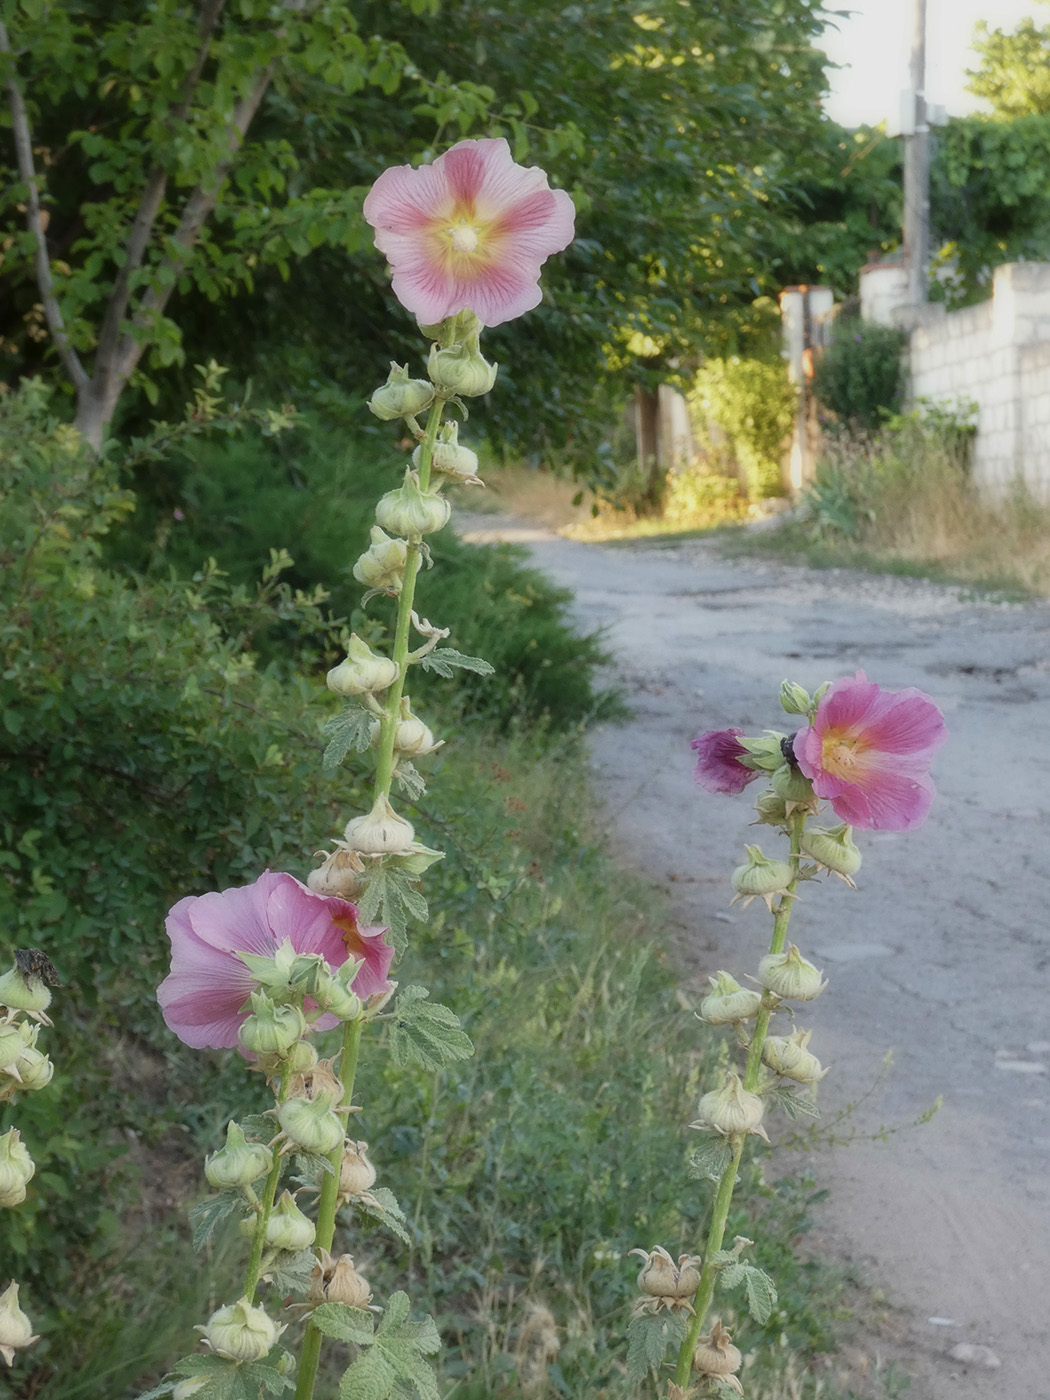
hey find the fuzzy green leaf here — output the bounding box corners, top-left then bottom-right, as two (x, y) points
(419, 647), (494, 678)
(625, 1312), (687, 1385)
(371, 1293), (441, 1400)
(352, 1185), (412, 1245)
(322, 704), (374, 772)
(269, 1247), (318, 1297)
(314, 1301), (377, 1346)
(388, 986), (474, 1071)
(392, 761), (426, 800)
(744, 1265), (778, 1324)
(765, 1084), (821, 1120)
(339, 1347), (396, 1400)
(189, 1190), (243, 1252)
(688, 1132), (735, 1184)
(232, 1362), (294, 1398)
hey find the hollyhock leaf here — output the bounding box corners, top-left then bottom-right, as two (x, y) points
(363, 138), (574, 327)
(688, 1132), (735, 1184)
(339, 1350), (396, 1400)
(744, 1267), (778, 1325)
(392, 761), (426, 801)
(765, 1084), (821, 1120)
(419, 648), (494, 678)
(323, 706), (374, 772)
(388, 986), (473, 1071)
(626, 1313), (687, 1384)
(352, 1186), (412, 1246)
(268, 1248), (317, 1298)
(189, 1190), (243, 1253)
(313, 1302), (376, 1346)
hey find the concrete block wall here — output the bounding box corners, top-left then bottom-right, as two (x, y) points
(859, 261), (1050, 497)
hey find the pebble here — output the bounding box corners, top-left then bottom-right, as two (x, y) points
(948, 1343), (1001, 1369)
(1026, 1040), (1050, 1055)
(927, 1317), (957, 1326)
(994, 1059), (1048, 1074)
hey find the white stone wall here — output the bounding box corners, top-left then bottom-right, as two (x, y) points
(863, 262), (1050, 497)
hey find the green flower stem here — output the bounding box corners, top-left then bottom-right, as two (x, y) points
(293, 1014), (364, 1400)
(371, 398), (444, 803)
(244, 1071), (293, 1303)
(673, 811), (807, 1387)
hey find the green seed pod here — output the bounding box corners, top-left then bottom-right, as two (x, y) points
(758, 944), (827, 1002)
(801, 824), (862, 880)
(0, 967), (51, 1018)
(352, 526), (408, 592)
(367, 363), (435, 422)
(414, 420), (481, 482)
(326, 634), (399, 697)
(0, 1281), (38, 1365)
(276, 1091), (345, 1156)
(375, 473), (451, 538)
(197, 1297), (284, 1363)
(427, 334), (498, 398)
(204, 1121), (274, 1191)
(696, 1071), (765, 1135)
(0, 1129), (35, 1208)
(264, 1190), (316, 1252)
(762, 1028), (828, 1083)
(730, 845), (794, 910)
(237, 993), (307, 1057)
(343, 795), (415, 855)
(699, 971), (763, 1025)
(771, 761), (818, 811)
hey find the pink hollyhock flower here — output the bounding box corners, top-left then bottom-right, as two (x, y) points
(157, 870), (393, 1051)
(363, 137), (575, 327)
(792, 672), (947, 831)
(691, 728), (759, 796)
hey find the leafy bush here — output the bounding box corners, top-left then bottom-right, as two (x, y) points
(661, 469), (749, 526)
(689, 357), (797, 498)
(811, 318), (907, 434)
(104, 412), (614, 730)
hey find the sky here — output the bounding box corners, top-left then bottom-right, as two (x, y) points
(820, 0), (1042, 128)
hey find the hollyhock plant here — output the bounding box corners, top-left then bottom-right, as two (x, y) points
(792, 671), (947, 831)
(157, 870), (393, 1050)
(690, 727), (759, 795)
(363, 136), (575, 326)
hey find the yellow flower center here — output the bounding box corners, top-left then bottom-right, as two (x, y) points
(448, 222), (479, 254)
(821, 729), (867, 778)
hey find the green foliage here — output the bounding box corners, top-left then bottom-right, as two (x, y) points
(103, 414), (613, 731)
(386, 986), (474, 1072)
(811, 318), (906, 434)
(690, 357), (797, 498)
(625, 1311), (687, 1385)
(967, 11), (1050, 118)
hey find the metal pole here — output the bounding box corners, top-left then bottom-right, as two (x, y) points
(902, 0), (929, 305)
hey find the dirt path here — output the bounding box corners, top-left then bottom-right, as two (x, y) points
(457, 514), (1050, 1399)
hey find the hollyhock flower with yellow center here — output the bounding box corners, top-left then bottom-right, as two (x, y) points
(793, 671), (947, 831)
(363, 137), (575, 326)
(157, 871), (393, 1050)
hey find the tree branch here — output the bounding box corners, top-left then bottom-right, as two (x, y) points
(110, 61), (275, 393)
(93, 0), (228, 391)
(0, 19), (89, 392)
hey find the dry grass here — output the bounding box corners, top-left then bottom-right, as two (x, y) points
(457, 463), (753, 542)
(788, 416), (1050, 597)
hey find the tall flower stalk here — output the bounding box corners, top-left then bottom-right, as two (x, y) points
(628, 676), (946, 1396)
(146, 138), (574, 1400)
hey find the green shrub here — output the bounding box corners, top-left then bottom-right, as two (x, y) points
(104, 413), (614, 730)
(812, 317), (907, 434)
(689, 357), (797, 498)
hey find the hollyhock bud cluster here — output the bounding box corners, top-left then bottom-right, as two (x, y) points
(651, 675), (947, 1391)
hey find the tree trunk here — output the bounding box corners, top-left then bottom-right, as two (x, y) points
(73, 380), (119, 453)
(633, 384), (663, 510)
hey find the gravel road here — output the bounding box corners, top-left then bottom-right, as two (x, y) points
(457, 514), (1050, 1399)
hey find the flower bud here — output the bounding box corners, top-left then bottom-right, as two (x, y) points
(0, 1024), (25, 1071)
(264, 1190), (316, 1252)
(692, 1319), (742, 1379)
(730, 845), (794, 911)
(308, 1248), (373, 1308)
(380, 696), (440, 758)
(771, 760), (818, 812)
(801, 823), (862, 882)
(751, 788), (789, 826)
(696, 1071), (765, 1136)
(276, 1090), (344, 1156)
(205, 1121), (274, 1191)
(427, 333), (498, 398)
(197, 1296), (284, 1363)
(762, 1028), (828, 1083)
(368, 363), (435, 422)
(0, 1130), (34, 1208)
(338, 1140), (377, 1202)
(343, 795), (415, 855)
(0, 966), (51, 1020)
(237, 992), (307, 1057)
(414, 420), (482, 483)
(758, 944), (827, 1002)
(0, 1281), (39, 1365)
(10, 1046), (53, 1094)
(326, 635), (399, 697)
(307, 845), (367, 900)
(312, 961), (363, 1022)
(352, 526), (408, 593)
(699, 971), (763, 1026)
(388, 843), (445, 876)
(778, 680), (813, 716)
(375, 472), (451, 538)
(736, 733), (787, 773)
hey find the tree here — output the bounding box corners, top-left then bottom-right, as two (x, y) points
(967, 10), (1050, 119)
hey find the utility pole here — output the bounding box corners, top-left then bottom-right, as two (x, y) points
(902, 0), (929, 305)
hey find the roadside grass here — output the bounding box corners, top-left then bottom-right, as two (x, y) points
(736, 415), (1050, 599)
(469, 464), (752, 542)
